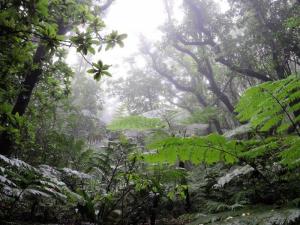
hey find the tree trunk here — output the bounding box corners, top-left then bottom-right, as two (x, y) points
(0, 22), (69, 156)
(12, 45), (47, 116)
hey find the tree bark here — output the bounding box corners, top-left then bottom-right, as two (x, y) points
(12, 45), (47, 116)
(203, 58), (235, 113)
(0, 22), (69, 156)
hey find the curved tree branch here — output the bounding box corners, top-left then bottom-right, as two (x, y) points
(172, 43), (235, 113)
(100, 0), (115, 11)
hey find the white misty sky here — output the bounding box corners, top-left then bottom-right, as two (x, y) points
(100, 0), (167, 79)
(99, 0), (168, 122)
(98, 0), (228, 79)
(105, 0), (166, 49)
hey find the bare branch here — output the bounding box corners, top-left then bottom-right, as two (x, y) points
(100, 0), (115, 11)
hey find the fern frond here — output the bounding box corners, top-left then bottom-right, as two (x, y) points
(279, 136), (300, 169)
(205, 201), (244, 213)
(145, 164), (187, 183)
(0, 154), (88, 204)
(0, 154), (38, 172)
(142, 133), (300, 169)
(143, 134), (241, 165)
(238, 137), (279, 159)
(22, 188), (51, 199)
(236, 75), (300, 133)
(0, 174), (17, 187)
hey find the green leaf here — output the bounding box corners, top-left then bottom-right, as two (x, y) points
(105, 43), (113, 51)
(88, 47), (95, 55)
(87, 68), (97, 73)
(118, 34), (128, 40)
(36, 0), (49, 16)
(94, 73), (101, 81)
(117, 41), (124, 48)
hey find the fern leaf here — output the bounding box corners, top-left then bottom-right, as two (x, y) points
(236, 75), (300, 133)
(279, 136), (300, 169)
(143, 134), (240, 165)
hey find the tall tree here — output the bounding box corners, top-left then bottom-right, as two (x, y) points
(0, 0), (125, 155)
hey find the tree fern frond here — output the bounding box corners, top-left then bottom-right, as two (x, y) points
(279, 136), (300, 169)
(0, 175), (17, 187)
(145, 164), (187, 183)
(0, 154), (38, 172)
(238, 137), (279, 159)
(61, 168), (92, 179)
(205, 201), (244, 213)
(143, 134), (241, 165)
(0, 154), (89, 203)
(144, 129), (171, 146)
(22, 188), (51, 199)
(141, 133), (300, 169)
(236, 75), (300, 134)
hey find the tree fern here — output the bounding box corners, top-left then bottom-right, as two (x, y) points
(236, 75), (300, 134)
(113, 76), (300, 169)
